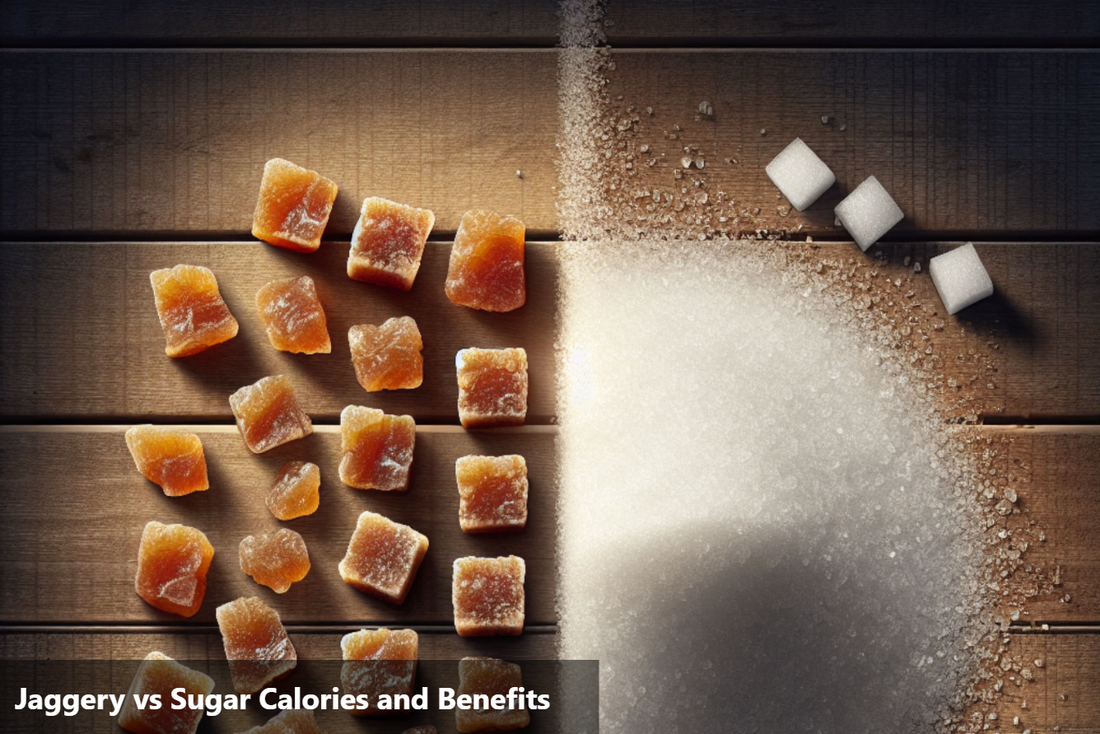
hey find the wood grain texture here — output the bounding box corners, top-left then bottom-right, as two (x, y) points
(603, 51), (1100, 237)
(0, 427), (559, 625)
(0, 51), (558, 235)
(0, 241), (559, 423)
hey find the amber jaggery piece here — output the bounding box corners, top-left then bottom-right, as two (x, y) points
(256, 275), (331, 354)
(339, 406), (416, 491)
(252, 158), (338, 253)
(239, 529), (311, 594)
(348, 197), (434, 290)
(216, 596), (297, 694)
(266, 461), (321, 520)
(125, 425), (209, 497)
(236, 709), (327, 734)
(150, 264), (239, 357)
(446, 210), (526, 312)
(339, 511), (428, 605)
(456, 348), (528, 428)
(118, 652), (215, 734)
(340, 628), (419, 716)
(453, 556), (525, 637)
(230, 375), (313, 454)
(455, 658), (530, 733)
(349, 316), (424, 392)
(135, 521), (214, 618)
(456, 455), (528, 533)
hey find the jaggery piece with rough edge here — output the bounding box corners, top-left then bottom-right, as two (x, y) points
(339, 511), (429, 605)
(452, 556), (525, 637)
(456, 348), (528, 428)
(446, 210), (526, 312)
(256, 275), (332, 354)
(236, 708), (327, 734)
(125, 425), (209, 497)
(229, 375), (313, 454)
(341, 628), (419, 716)
(135, 521), (214, 618)
(349, 316), (424, 392)
(348, 197), (435, 290)
(117, 651), (215, 734)
(338, 405), (416, 491)
(216, 596), (298, 694)
(252, 158), (338, 253)
(150, 264), (239, 357)
(455, 658), (530, 733)
(266, 461), (321, 520)
(239, 528), (311, 594)
(456, 455), (528, 533)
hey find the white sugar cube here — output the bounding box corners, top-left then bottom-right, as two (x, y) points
(929, 243), (994, 315)
(834, 175), (904, 251)
(764, 138), (835, 212)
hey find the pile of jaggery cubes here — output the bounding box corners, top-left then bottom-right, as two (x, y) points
(120, 159), (535, 734)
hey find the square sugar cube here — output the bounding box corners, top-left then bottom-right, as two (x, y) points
(834, 175), (904, 251)
(929, 243), (994, 315)
(765, 138), (836, 212)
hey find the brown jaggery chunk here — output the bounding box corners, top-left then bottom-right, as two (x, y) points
(456, 348), (528, 428)
(339, 511), (428, 605)
(348, 197), (434, 290)
(452, 556), (525, 637)
(229, 375), (313, 454)
(446, 210), (526, 312)
(340, 628), (419, 716)
(117, 652), (215, 734)
(266, 461), (321, 520)
(252, 158), (338, 253)
(256, 275), (331, 354)
(135, 521), (214, 618)
(339, 406), (416, 491)
(239, 529), (311, 594)
(216, 596), (298, 694)
(125, 425), (209, 497)
(455, 658), (530, 733)
(236, 708), (327, 734)
(150, 264), (239, 357)
(349, 316), (424, 392)
(456, 455), (528, 533)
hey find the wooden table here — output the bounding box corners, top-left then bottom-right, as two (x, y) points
(1, 1), (1097, 731)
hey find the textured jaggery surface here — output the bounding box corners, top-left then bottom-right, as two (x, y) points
(455, 658), (530, 733)
(251, 158), (338, 253)
(237, 708), (326, 734)
(239, 529), (311, 594)
(446, 210), (526, 312)
(341, 628), (419, 716)
(216, 596), (298, 694)
(125, 425), (209, 497)
(339, 511), (429, 605)
(117, 651), (215, 734)
(349, 316), (424, 392)
(229, 375), (313, 454)
(348, 197), (435, 290)
(256, 275), (332, 354)
(456, 348), (529, 428)
(266, 461), (321, 520)
(338, 406), (416, 491)
(135, 521), (214, 618)
(150, 264), (239, 357)
(452, 556), (526, 637)
(456, 455), (528, 533)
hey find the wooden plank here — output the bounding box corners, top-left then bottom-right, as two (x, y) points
(0, 426), (559, 625)
(0, 51), (558, 235)
(0, 241), (560, 423)
(601, 51), (1100, 237)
